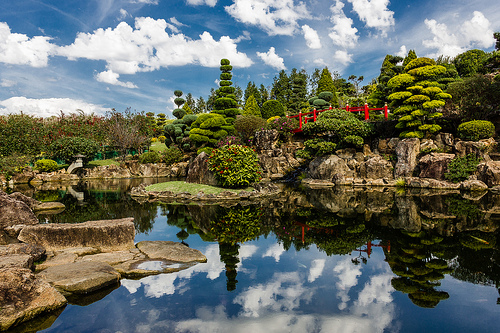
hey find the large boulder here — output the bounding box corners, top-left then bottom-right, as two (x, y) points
(0, 243), (46, 262)
(418, 153), (455, 180)
(309, 155), (354, 182)
(136, 241), (207, 263)
(38, 261), (121, 295)
(258, 150), (302, 180)
(0, 267), (67, 331)
(358, 155), (394, 180)
(454, 138), (496, 159)
(477, 161), (500, 187)
(186, 152), (218, 185)
(0, 191), (39, 229)
(8, 192), (41, 210)
(10, 166), (36, 184)
(395, 138), (420, 178)
(18, 218), (135, 252)
(254, 129), (279, 151)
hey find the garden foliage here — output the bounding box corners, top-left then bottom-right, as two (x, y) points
(34, 159), (59, 172)
(457, 120), (495, 141)
(445, 154), (481, 183)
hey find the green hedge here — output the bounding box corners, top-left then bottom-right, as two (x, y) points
(457, 120), (495, 141)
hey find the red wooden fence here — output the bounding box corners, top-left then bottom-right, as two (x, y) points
(287, 103), (389, 133)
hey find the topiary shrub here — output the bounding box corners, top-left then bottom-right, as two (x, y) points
(157, 135), (166, 143)
(261, 100), (285, 119)
(457, 120), (495, 141)
(35, 159), (59, 172)
(208, 145), (262, 188)
(296, 138), (337, 159)
(161, 146), (183, 166)
(234, 115), (267, 144)
(139, 151), (161, 164)
(48, 136), (100, 163)
(342, 135), (364, 148)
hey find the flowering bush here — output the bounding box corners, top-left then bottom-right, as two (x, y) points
(208, 145), (262, 188)
(216, 136), (243, 148)
(265, 116), (297, 142)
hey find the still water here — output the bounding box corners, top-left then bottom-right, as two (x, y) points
(8, 179), (500, 332)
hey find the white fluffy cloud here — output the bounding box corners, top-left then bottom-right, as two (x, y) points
(225, 0), (310, 36)
(57, 17), (253, 87)
(347, 0), (394, 35)
(95, 70), (138, 88)
(0, 97), (109, 117)
(186, 0), (218, 6)
(423, 11), (495, 58)
(256, 47), (286, 70)
(329, 1), (359, 48)
(302, 25), (321, 49)
(333, 50), (353, 66)
(0, 22), (55, 67)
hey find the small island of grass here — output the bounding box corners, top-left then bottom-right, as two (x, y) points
(145, 181), (253, 195)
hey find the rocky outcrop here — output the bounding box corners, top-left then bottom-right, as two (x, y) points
(477, 161), (500, 187)
(186, 152), (217, 185)
(136, 241), (207, 263)
(0, 267), (67, 331)
(395, 138), (420, 178)
(454, 138), (496, 159)
(418, 153), (455, 180)
(309, 155), (354, 182)
(18, 218), (135, 252)
(0, 191), (39, 229)
(0, 243), (45, 262)
(254, 129), (279, 151)
(258, 149), (302, 180)
(358, 155), (394, 180)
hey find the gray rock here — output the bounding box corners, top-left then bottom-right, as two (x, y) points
(358, 155), (394, 180)
(18, 218), (135, 252)
(0, 254), (34, 270)
(309, 155), (354, 182)
(454, 138), (496, 159)
(395, 138), (420, 177)
(33, 202), (66, 212)
(418, 153), (455, 180)
(254, 129), (279, 151)
(9, 192), (41, 210)
(186, 152), (218, 185)
(38, 261), (120, 295)
(0, 267), (67, 331)
(0, 190), (39, 229)
(0, 243), (46, 262)
(137, 241), (207, 263)
(461, 179), (489, 192)
(477, 161), (500, 187)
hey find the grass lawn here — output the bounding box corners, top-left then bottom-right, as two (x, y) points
(149, 141), (167, 153)
(145, 181), (253, 195)
(87, 159), (121, 167)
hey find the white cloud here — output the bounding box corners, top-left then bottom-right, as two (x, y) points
(186, 0), (218, 6)
(396, 45), (407, 58)
(333, 257), (362, 310)
(169, 17), (186, 27)
(132, 0), (159, 4)
(301, 25), (321, 49)
(262, 243), (285, 262)
(333, 50), (353, 66)
(0, 97), (109, 117)
(0, 79), (16, 87)
(118, 8), (130, 20)
(347, 0), (394, 35)
(0, 22), (55, 68)
(423, 11), (495, 58)
(95, 70), (138, 88)
(308, 259), (325, 283)
(57, 17), (252, 87)
(329, 1), (359, 49)
(225, 0), (310, 36)
(256, 47), (286, 70)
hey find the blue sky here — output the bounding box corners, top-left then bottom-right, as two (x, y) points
(0, 0), (498, 117)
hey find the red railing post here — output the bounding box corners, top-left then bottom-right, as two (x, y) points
(364, 103), (369, 120)
(329, 105), (332, 110)
(384, 103), (388, 119)
(313, 108), (317, 122)
(299, 111), (302, 131)
(346, 104), (349, 113)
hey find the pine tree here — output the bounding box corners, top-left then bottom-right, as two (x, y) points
(403, 50), (417, 68)
(271, 70), (291, 109)
(258, 84), (269, 107)
(194, 96), (207, 114)
(316, 67), (338, 107)
(243, 95), (261, 117)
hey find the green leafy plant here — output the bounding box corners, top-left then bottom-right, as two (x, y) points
(265, 116), (297, 142)
(47, 136), (100, 163)
(34, 159), (59, 172)
(457, 120), (495, 141)
(0, 153), (32, 180)
(161, 146), (184, 166)
(444, 153), (480, 183)
(208, 145), (262, 188)
(261, 100), (285, 119)
(139, 151), (161, 164)
(234, 115), (267, 143)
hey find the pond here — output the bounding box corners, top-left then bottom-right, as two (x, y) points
(6, 179), (500, 332)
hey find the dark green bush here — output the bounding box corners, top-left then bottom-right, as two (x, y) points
(35, 159), (59, 172)
(342, 135), (364, 148)
(457, 120), (495, 141)
(162, 146), (183, 166)
(208, 145), (262, 188)
(296, 138), (337, 159)
(139, 151), (161, 164)
(445, 153), (480, 183)
(48, 137), (100, 163)
(0, 154), (32, 180)
(261, 100), (285, 119)
(234, 115), (267, 143)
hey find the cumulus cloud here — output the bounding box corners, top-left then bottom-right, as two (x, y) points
(186, 0), (218, 6)
(57, 17), (253, 87)
(308, 259), (325, 283)
(0, 97), (109, 117)
(423, 11), (495, 58)
(396, 45), (407, 58)
(256, 47), (286, 70)
(347, 0), (394, 35)
(225, 0), (310, 36)
(0, 22), (55, 67)
(333, 257), (362, 310)
(0, 79), (16, 87)
(95, 70), (138, 88)
(302, 25), (321, 49)
(329, 1), (359, 48)
(333, 50), (353, 66)
(262, 243), (285, 262)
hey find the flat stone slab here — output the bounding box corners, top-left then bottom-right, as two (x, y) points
(0, 254), (34, 270)
(113, 259), (197, 279)
(33, 202), (66, 213)
(0, 267), (67, 331)
(0, 243), (45, 261)
(136, 241), (207, 263)
(38, 261), (121, 295)
(18, 218), (135, 252)
(79, 251), (138, 266)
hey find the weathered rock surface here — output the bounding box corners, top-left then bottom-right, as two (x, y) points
(0, 267), (67, 331)
(186, 152), (218, 185)
(38, 261), (121, 295)
(454, 138), (496, 159)
(136, 241), (207, 263)
(18, 218), (135, 252)
(33, 201), (66, 212)
(461, 179), (489, 191)
(0, 254), (34, 270)
(406, 177), (461, 189)
(358, 155), (394, 180)
(9, 192), (41, 210)
(0, 243), (45, 262)
(258, 149), (302, 180)
(309, 155), (354, 182)
(395, 138), (420, 178)
(10, 167), (36, 184)
(0, 190), (39, 229)
(254, 129), (279, 151)
(418, 153), (455, 180)
(477, 161), (500, 187)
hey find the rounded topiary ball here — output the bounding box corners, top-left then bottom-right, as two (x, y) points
(457, 120), (495, 141)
